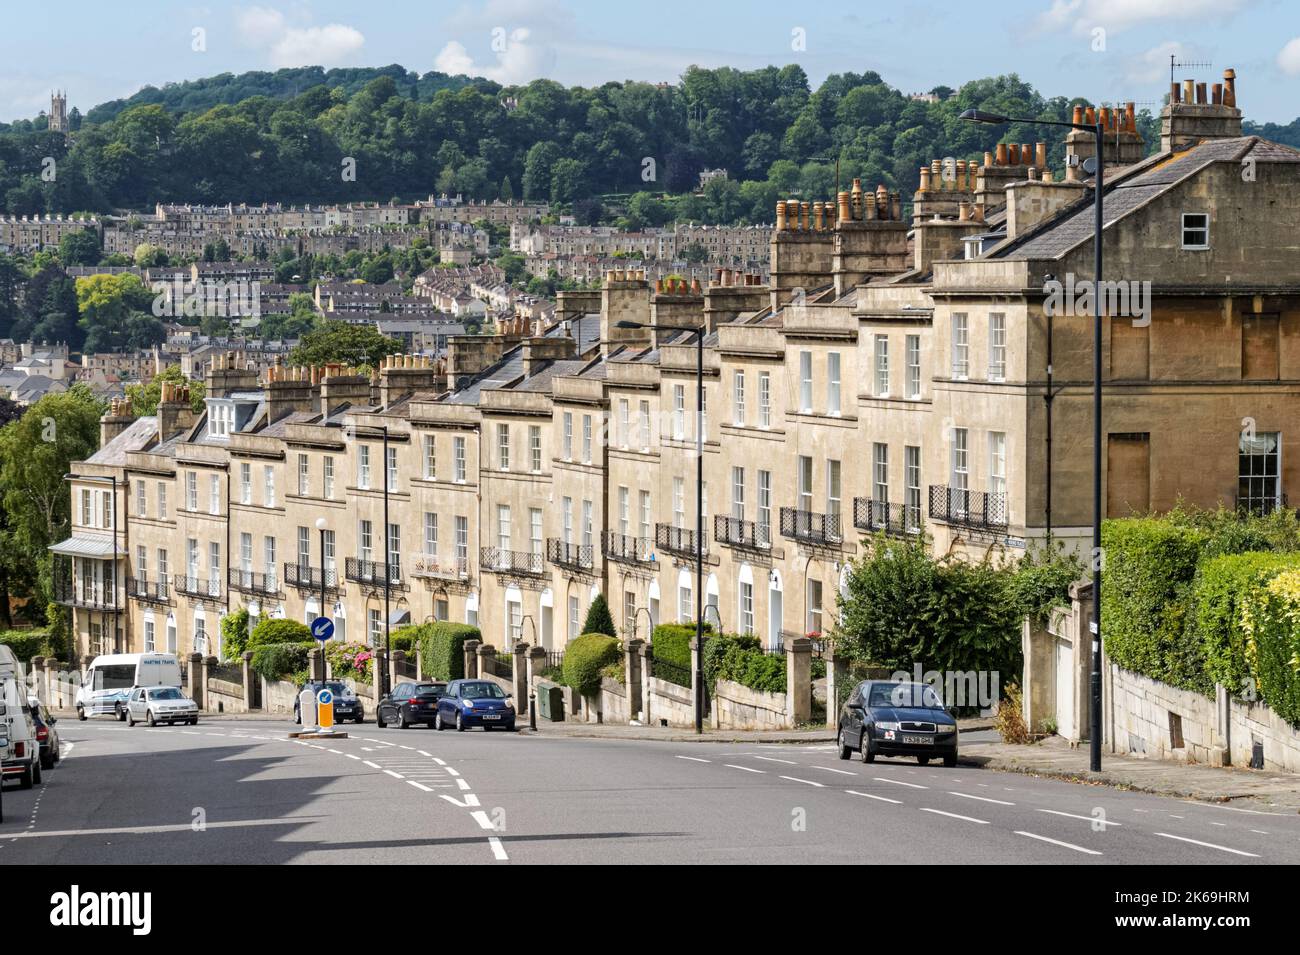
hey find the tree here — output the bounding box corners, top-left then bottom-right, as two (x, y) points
(75, 273), (156, 352)
(58, 228), (101, 267)
(287, 320), (399, 368)
(581, 592), (617, 637)
(124, 365), (205, 415)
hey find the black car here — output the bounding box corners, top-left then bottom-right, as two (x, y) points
(377, 682), (448, 729)
(837, 680), (959, 766)
(28, 698), (61, 770)
(294, 681), (366, 724)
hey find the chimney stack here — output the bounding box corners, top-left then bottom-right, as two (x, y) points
(1160, 66), (1243, 152)
(99, 397), (135, 448)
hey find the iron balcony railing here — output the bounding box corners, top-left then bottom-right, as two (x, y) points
(779, 507), (843, 545)
(53, 573), (119, 610)
(227, 568), (279, 595)
(928, 485), (1008, 531)
(546, 538), (594, 572)
(713, 515), (771, 550)
(602, 531), (653, 565)
(346, 556), (402, 587)
(172, 575), (223, 600)
(283, 562), (339, 592)
(479, 547), (545, 576)
(408, 553), (470, 581)
(655, 523), (706, 559)
(127, 577), (171, 604)
(852, 498), (921, 537)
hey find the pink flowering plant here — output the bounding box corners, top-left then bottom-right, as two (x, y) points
(325, 642), (373, 683)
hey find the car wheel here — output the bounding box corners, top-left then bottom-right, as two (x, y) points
(434, 712), (444, 731)
(19, 765), (33, 789)
(190, 717), (198, 725)
(128, 712), (136, 727)
(859, 729), (875, 763)
(917, 756), (930, 766)
(147, 709), (157, 727)
(53, 746), (61, 764)
(77, 705), (86, 721)
(294, 709), (301, 725)
(354, 715), (364, 724)
(455, 712), (465, 732)
(116, 703), (127, 722)
(33, 760), (42, 785)
(41, 750), (54, 770)
(837, 726), (852, 760)
(376, 708), (387, 729)
(398, 709), (411, 729)
(943, 751), (958, 768)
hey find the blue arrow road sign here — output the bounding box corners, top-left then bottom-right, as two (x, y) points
(317, 688), (333, 706)
(310, 617), (335, 641)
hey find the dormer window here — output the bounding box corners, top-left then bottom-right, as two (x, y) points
(1181, 213), (1209, 250)
(207, 400), (232, 438)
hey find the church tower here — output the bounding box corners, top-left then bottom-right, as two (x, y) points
(49, 90), (69, 133)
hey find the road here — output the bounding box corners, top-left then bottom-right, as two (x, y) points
(2, 718), (1296, 864)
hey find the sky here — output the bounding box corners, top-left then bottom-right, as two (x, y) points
(2, 0), (1299, 124)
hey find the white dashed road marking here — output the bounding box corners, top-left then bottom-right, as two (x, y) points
(846, 790), (902, 805)
(948, 791), (1014, 806)
(875, 777), (927, 789)
(1015, 831), (1102, 855)
(1038, 809), (1121, 827)
(1154, 833), (1260, 858)
(919, 808), (988, 824)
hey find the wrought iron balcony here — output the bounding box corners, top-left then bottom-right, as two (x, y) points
(172, 574), (223, 600)
(779, 507), (843, 546)
(546, 538), (594, 572)
(227, 568), (280, 596)
(655, 523), (706, 559)
(283, 562), (339, 593)
(602, 531), (653, 565)
(713, 515), (771, 550)
(852, 498), (920, 537)
(408, 553), (470, 582)
(127, 577), (171, 604)
(346, 556), (402, 587)
(479, 547), (545, 577)
(53, 574), (119, 610)
(928, 485), (1008, 531)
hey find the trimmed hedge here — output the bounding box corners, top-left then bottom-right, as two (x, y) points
(1100, 518), (1207, 691)
(250, 641), (314, 682)
(650, 622), (712, 669)
(220, 608), (250, 660)
(1193, 552), (1297, 697)
(702, 632), (759, 687)
(562, 633), (621, 697)
(1241, 569), (1300, 726)
(248, 617), (312, 650)
(392, 622), (479, 681)
(0, 629), (50, 664)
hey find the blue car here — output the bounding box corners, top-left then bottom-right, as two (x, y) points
(837, 680), (959, 766)
(434, 679), (516, 732)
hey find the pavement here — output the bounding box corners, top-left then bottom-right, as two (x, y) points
(3, 716), (1296, 864)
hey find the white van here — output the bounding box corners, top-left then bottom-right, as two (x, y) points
(77, 652), (183, 721)
(0, 644), (41, 788)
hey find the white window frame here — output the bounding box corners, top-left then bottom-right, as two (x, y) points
(1181, 212), (1209, 250)
(905, 334), (921, 400)
(988, 313), (1006, 382)
(827, 351), (842, 414)
(951, 313), (969, 379)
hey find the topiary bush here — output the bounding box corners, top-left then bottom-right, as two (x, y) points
(562, 633), (621, 697)
(248, 617), (312, 651)
(251, 641), (314, 682)
(581, 593), (617, 637)
(650, 621), (713, 685)
(408, 622), (479, 681)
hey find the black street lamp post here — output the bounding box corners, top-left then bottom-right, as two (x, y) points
(961, 109), (1104, 771)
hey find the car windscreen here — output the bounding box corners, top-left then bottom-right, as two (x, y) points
(459, 682), (506, 699)
(96, 664), (136, 690)
(868, 683), (945, 709)
(413, 684), (445, 697)
(149, 687), (184, 700)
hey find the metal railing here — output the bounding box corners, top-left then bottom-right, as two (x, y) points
(227, 568), (279, 595)
(127, 577), (171, 604)
(852, 498), (920, 537)
(655, 523), (706, 559)
(779, 507), (843, 545)
(172, 575), (223, 600)
(545, 650), (565, 671)
(53, 573), (119, 610)
(407, 553), (470, 581)
(928, 485), (1008, 531)
(713, 515), (771, 549)
(493, 650), (514, 679)
(602, 532), (653, 565)
(283, 562), (339, 592)
(649, 654), (691, 688)
(345, 556), (402, 586)
(546, 539), (594, 572)
(479, 547), (545, 576)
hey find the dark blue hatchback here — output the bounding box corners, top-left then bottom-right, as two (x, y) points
(434, 679), (517, 732)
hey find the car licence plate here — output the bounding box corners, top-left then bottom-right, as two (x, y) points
(902, 735), (932, 745)
(482, 714), (501, 720)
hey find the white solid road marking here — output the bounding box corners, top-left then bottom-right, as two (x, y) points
(418, 750), (432, 757)
(432, 757), (446, 766)
(1154, 832), (1261, 858)
(779, 775), (824, 787)
(456, 778), (472, 791)
(724, 764), (765, 773)
(1038, 809), (1122, 828)
(445, 768), (461, 777)
(811, 765), (856, 776)
(948, 791), (1014, 806)
(384, 770), (404, 779)
(440, 794), (481, 808)
(363, 760), (381, 769)
(846, 790), (902, 805)
(1015, 831), (1102, 855)
(8, 818), (300, 839)
(875, 776), (927, 789)
(488, 836), (508, 860)
(674, 755), (710, 763)
(752, 755), (796, 765)
(469, 810), (496, 831)
(407, 781), (433, 792)
(346, 754), (361, 760)
(1251, 829), (1269, 835)
(919, 808), (988, 824)
(399, 745), (413, 750)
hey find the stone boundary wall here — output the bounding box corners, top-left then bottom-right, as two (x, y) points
(712, 678), (789, 730)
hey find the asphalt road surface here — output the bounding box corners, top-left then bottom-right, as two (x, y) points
(3, 718), (1296, 865)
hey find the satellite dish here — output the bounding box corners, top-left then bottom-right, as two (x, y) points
(1081, 157), (1098, 175)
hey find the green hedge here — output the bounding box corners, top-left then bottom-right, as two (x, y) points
(1240, 569), (1300, 726)
(702, 632), (759, 687)
(248, 617), (312, 650)
(1100, 518), (1207, 692)
(562, 633), (621, 697)
(1193, 552), (1297, 697)
(392, 622), (479, 681)
(715, 643), (786, 694)
(250, 641), (314, 682)
(0, 629), (50, 664)
(220, 608), (250, 660)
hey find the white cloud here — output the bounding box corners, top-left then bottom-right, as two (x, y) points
(235, 5), (364, 67)
(434, 26), (555, 84)
(1123, 40), (1192, 84)
(1278, 37), (1300, 76)
(1035, 0), (1249, 36)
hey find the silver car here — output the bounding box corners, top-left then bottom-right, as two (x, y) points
(126, 686), (199, 727)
